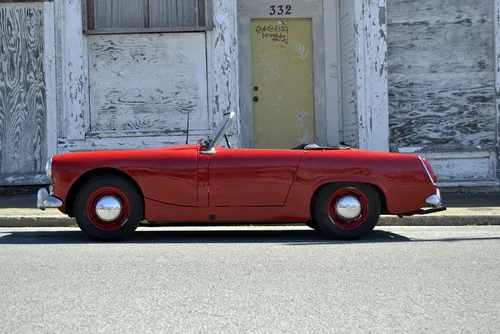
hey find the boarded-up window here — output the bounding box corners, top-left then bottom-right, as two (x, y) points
(85, 0), (212, 33)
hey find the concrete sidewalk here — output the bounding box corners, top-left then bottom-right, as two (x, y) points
(1, 192), (500, 227)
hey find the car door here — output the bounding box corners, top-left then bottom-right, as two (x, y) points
(207, 148), (305, 207)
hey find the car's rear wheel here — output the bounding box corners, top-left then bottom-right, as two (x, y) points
(305, 220), (319, 230)
(313, 183), (381, 239)
(73, 175), (143, 241)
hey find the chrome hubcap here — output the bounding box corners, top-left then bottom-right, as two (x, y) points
(95, 196), (122, 221)
(335, 196), (362, 220)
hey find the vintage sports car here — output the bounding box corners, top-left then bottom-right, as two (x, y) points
(37, 111), (445, 241)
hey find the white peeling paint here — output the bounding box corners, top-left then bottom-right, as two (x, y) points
(416, 151), (497, 182)
(397, 147), (426, 153)
(43, 1), (57, 160)
(60, 0), (88, 140)
(54, 0), (238, 152)
(87, 33), (208, 133)
(353, 0), (389, 152)
(495, 0), (500, 180)
(209, 0), (239, 141)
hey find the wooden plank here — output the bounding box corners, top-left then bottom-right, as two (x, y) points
(0, 2), (47, 176)
(388, 3), (494, 74)
(339, 0), (357, 146)
(57, 135), (209, 153)
(387, 0), (495, 148)
(0, 1), (45, 3)
(324, 0), (342, 146)
(394, 145), (497, 153)
(212, 0), (238, 142)
(495, 0), (500, 181)
(353, 0), (389, 152)
(414, 151), (497, 182)
(43, 0), (57, 159)
(388, 0), (493, 25)
(54, 0), (65, 139)
(86, 129), (208, 138)
(60, 0), (87, 140)
(87, 32), (208, 133)
(0, 173), (49, 187)
(389, 72), (495, 148)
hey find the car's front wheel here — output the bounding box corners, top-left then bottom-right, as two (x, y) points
(73, 175), (143, 241)
(313, 183), (381, 239)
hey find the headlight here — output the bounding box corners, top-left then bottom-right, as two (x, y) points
(46, 157), (52, 180)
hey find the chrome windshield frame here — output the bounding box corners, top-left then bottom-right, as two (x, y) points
(200, 111), (235, 155)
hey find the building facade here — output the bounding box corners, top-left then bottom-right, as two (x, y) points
(0, 0), (498, 192)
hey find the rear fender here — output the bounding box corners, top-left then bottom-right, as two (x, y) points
(311, 176), (388, 197)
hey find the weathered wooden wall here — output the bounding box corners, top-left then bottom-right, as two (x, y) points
(57, 0), (239, 153)
(338, 0), (388, 153)
(210, 0), (239, 142)
(339, 0), (358, 147)
(87, 33), (209, 135)
(387, 0), (496, 149)
(0, 2), (47, 185)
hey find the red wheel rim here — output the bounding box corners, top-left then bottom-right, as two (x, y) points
(85, 187), (130, 231)
(327, 187), (369, 230)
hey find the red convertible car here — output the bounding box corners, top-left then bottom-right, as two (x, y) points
(37, 111), (445, 241)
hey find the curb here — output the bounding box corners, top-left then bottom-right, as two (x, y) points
(378, 215), (500, 226)
(0, 216), (77, 228)
(1, 214), (500, 228)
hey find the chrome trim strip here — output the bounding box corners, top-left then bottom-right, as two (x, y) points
(418, 156), (437, 186)
(46, 157), (53, 180)
(200, 147), (216, 155)
(200, 111), (235, 155)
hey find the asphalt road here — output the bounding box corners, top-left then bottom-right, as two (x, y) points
(1, 226), (499, 333)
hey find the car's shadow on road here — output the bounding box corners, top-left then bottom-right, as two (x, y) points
(1, 227), (500, 245)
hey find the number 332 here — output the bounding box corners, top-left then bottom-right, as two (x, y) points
(269, 5), (291, 16)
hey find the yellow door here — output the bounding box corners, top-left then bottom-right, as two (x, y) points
(251, 18), (315, 149)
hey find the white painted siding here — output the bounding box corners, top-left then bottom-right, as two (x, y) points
(0, 2), (48, 185)
(352, 0), (389, 152)
(339, 0), (358, 147)
(388, 0), (495, 149)
(87, 33), (209, 135)
(417, 151), (497, 185)
(55, 0), (236, 153)
(387, 0), (497, 186)
(209, 0), (239, 140)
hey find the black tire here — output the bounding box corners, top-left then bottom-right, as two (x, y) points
(305, 220), (320, 230)
(313, 183), (381, 239)
(73, 175), (143, 241)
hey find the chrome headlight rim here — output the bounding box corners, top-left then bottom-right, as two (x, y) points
(46, 157), (53, 180)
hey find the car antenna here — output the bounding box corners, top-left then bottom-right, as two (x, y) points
(185, 108), (190, 145)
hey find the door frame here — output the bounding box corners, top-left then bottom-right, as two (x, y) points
(237, 0), (342, 148)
